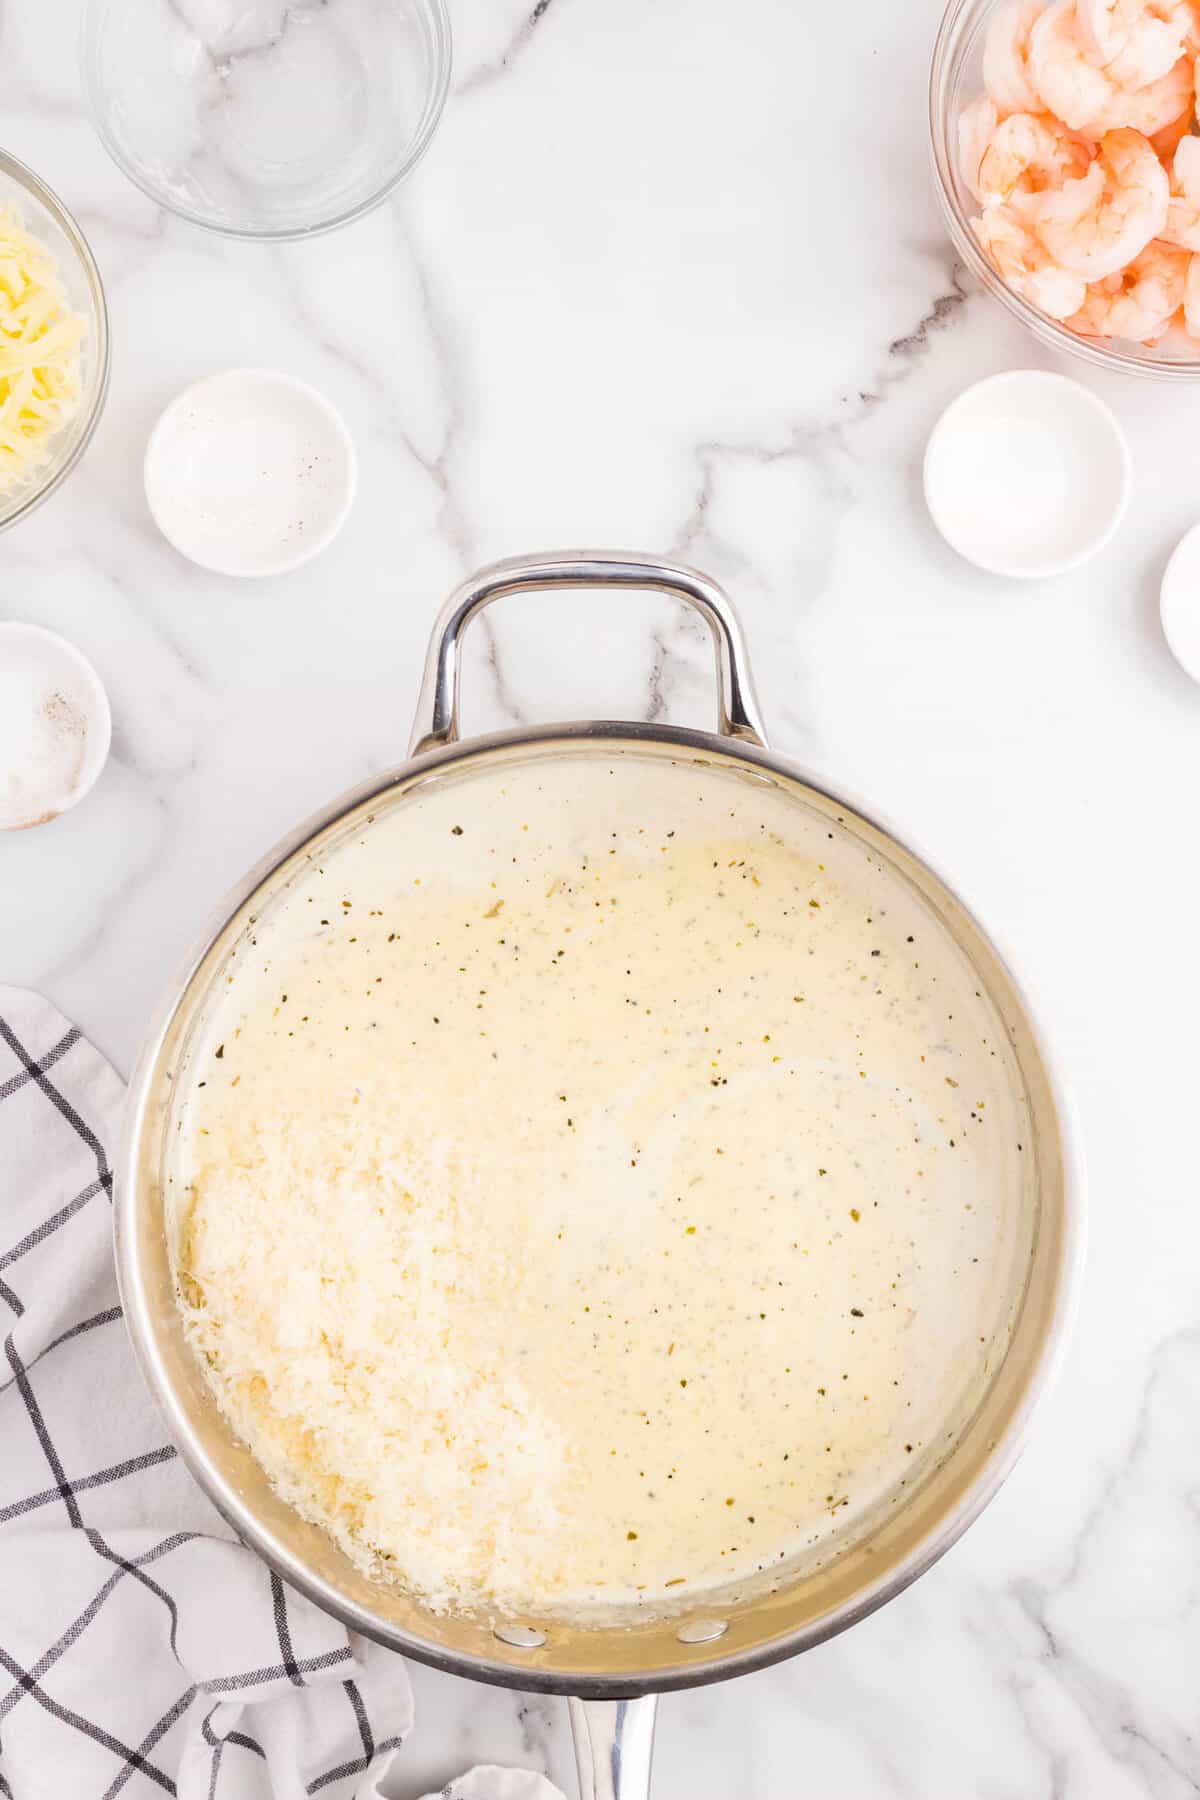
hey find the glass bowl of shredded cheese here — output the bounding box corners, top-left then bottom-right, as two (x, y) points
(0, 150), (109, 531)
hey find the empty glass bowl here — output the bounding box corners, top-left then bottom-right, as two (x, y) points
(0, 150), (109, 534)
(930, 0), (1200, 380)
(82, 0), (452, 241)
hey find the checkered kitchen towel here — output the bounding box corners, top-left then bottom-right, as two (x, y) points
(0, 987), (566, 1800)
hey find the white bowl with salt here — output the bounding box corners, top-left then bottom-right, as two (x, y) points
(0, 622), (111, 830)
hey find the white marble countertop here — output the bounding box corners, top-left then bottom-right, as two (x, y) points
(5, 0), (1200, 1793)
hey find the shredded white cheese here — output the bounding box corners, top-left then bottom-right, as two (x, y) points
(180, 1102), (571, 1613)
(0, 205), (85, 494)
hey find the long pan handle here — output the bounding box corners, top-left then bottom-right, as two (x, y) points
(568, 1696), (658, 1800)
(408, 549), (768, 755)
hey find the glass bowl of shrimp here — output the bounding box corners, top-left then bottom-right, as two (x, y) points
(931, 0), (1200, 376)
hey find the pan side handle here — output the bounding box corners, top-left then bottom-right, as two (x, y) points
(568, 1695), (659, 1800)
(408, 550), (768, 755)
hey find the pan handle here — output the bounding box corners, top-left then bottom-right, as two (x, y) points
(408, 550), (768, 755)
(568, 1695), (658, 1800)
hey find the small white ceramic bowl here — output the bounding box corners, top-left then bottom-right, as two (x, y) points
(1160, 522), (1200, 685)
(0, 622), (112, 830)
(144, 370), (357, 578)
(923, 370), (1131, 579)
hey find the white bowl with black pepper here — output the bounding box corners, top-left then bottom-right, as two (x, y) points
(0, 623), (111, 831)
(144, 370), (356, 578)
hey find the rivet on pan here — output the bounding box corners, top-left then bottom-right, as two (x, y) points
(493, 1623), (547, 1649)
(676, 1617), (728, 1645)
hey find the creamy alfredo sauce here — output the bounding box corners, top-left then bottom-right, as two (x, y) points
(174, 750), (1033, 1618)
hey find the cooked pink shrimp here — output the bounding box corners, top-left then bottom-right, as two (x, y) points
(959, 94), (1000, 199)
(973, 207), (1089, 315)
(1075, 0), (1197, 90)
(1065, 237), (1188, 333)
(1160, 131), (1200, 245)
(1030, 127), (1169, 274)
(1184, 244), (1200, 327)
(977, 110), (1093, 206)
(1029, 0), (1113, 127)
(1029, 0), (1194, 134)
(1091, 52), (1194, 133)
(984, 0), (1047, 113)
(1149, 102), (1194, 156)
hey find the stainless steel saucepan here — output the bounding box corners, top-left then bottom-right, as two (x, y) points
(116, 552), (1082, 1799)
